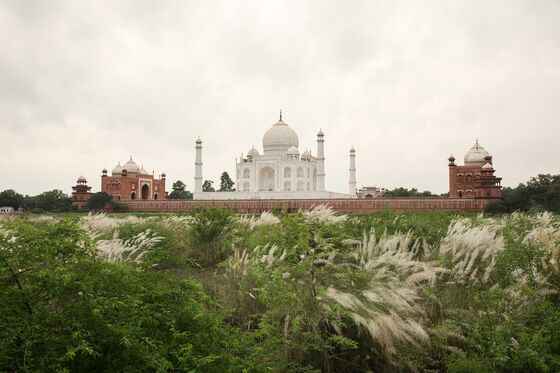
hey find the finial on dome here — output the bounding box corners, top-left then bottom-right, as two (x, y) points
(279, 109), (282, 121)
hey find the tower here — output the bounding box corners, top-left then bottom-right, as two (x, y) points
(316, 129), (325, 192)
(194, 137), (203, 193)
(349, 146), (356, 196)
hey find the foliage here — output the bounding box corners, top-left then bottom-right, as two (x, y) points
(495, 174), (560, 213)
(25, 189), (73, 211)
(0, 189), (24, 210)
(0, 217), (250, 372)
(382, 187), (437, 197)
(218, 172), (235, 192)
(188, 207), (234, 266)
(110, 200), (129, 212)
(202, 180), (215, 192)
(169, 180), (193, 200)
(2, 208), (560, 372)
(86, 191), (112, 211)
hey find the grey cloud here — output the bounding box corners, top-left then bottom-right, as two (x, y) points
(1, 0), (559, 196)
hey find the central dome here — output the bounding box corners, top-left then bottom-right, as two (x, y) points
(464, 140), (490, 165)
(262, 115), (299, 154)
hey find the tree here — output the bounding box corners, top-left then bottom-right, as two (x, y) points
(218, 172), (235, 192)
(202, 180), (215, 192)
(0, 189), (24, 210)
(168, 180), (193, 200)
(382, 187), (435, 198)
(499, 174), (560, 213)
(33, 190), (72, 211)
(86, 192), (112, 211)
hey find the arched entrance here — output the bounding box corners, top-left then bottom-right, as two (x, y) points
(131, 192), (136, 200)
(259, 166), (275, 191)
(141, 184), (150, 200)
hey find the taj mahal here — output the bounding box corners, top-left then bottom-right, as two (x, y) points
(193, 112), (356, 200)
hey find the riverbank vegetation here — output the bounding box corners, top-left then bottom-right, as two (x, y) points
(1, 208), (559, 372)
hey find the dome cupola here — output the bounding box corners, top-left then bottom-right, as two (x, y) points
(112, 162), (123, 175)
(262, 111), (299, 154)
(247, 146), (259, 157)
(123, 156), (140, 173)
(464, 140), (490, 165)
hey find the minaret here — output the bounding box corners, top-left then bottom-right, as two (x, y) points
(316, 129), (325, 191)
(194, 137), (203, 193)
(349, 146), (356, 196)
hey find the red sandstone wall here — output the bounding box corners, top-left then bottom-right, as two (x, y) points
(124, 198), (490, 213)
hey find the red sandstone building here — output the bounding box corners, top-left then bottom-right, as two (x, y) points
(448, 141), (502, 199)
(71, 175), (92, 208)
(102, 157), (167, 201)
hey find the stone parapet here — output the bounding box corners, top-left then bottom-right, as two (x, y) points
(124, 198), (490, 213)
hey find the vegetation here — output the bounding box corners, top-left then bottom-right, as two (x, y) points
(202, 180), (215, 192)
(86, 191), (112, 210)
(382, 187), (443, 198)
(485, 174), (560, 214)
(169, 180), (193, 200)
(2, 208), (559, 372)
(0, 189), (73, 212)
(219, 172), (235, 192)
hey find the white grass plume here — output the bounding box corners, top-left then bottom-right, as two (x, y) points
(237, 211), (280, 230)
(95, 229), (163, 263)
(439, 218), (505, 284)
(303, 204), (347, 224)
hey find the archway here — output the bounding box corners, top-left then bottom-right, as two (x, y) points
(259, 166), (275, 191)
(154, 193), (158, 200)
(365, 194), (374, 199)
(131, 192), (136, 200)
(141, 184), (150, 200)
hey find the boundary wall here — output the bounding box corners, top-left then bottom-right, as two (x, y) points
(124, 198), (490, 213)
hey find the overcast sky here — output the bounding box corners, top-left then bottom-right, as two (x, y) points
(1, 0), (559, 196)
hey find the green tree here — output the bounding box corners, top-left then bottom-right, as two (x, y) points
(218, 172), (235, 192)
(0, 189), (24, 210)
(382, 187), (435, 197)
(169, 180), (193, 200)
(202, 180), (215, 192)
(33, 190), (72, 211)
(86, 192), (112, 211)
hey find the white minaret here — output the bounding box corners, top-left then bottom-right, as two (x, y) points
(316, 129), (325, 192)
(349, 146), (356, 197)
(194, 137), (203, 193)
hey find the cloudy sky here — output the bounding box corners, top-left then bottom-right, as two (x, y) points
(1, 0), (559, 196)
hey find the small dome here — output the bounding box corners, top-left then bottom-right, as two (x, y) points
(140, 166), (149, 175)
(123, 157), (140, 173)
(77, 175), (87, 183)
(317, 129), (324, 137)
(287, 146), (300, 155)
(111, 162), (123, 175)
(247, 146), (259, 157)
(262, 114), (299, 154)
(482, 162), (494, 170)
(301, 149), (312, 159)
(464, 140), (490, 165)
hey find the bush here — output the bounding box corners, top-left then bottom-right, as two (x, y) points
(188, 207), (234, 267)
(110, 200), (129, 212)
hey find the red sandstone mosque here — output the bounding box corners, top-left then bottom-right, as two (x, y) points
(100, 157), (166, 201)
(448, 140), (502, 199)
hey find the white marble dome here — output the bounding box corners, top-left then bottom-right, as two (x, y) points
(123, 157), (140, 173)
(263, 117), (299, 154)
(112, 162), (123, 175)
(464, 141), (490, 164)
